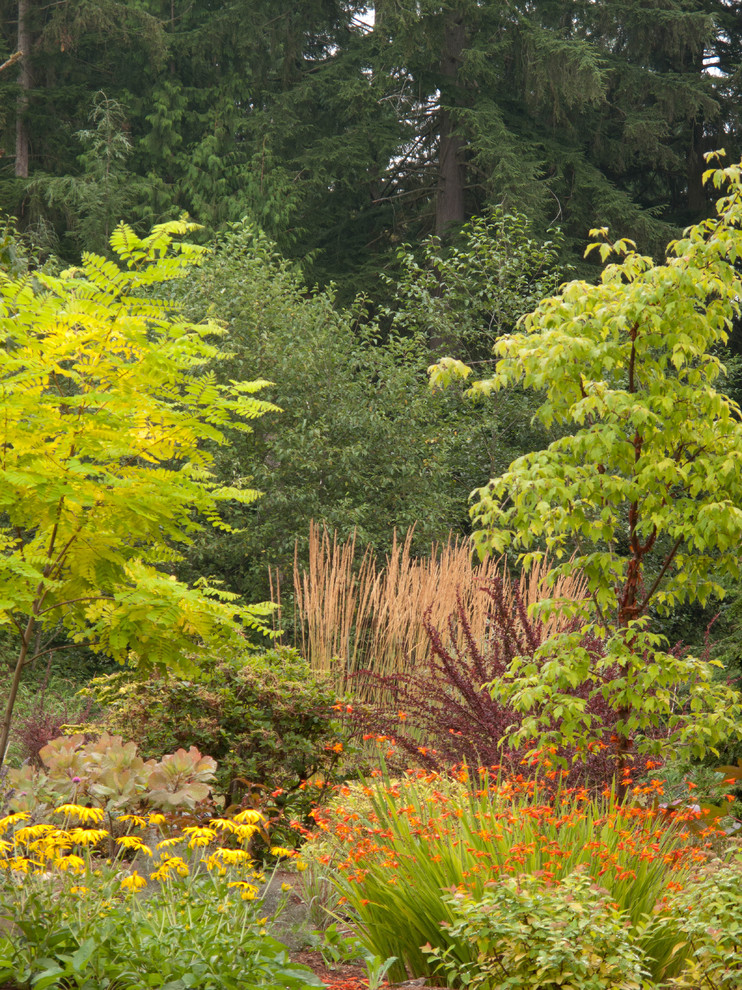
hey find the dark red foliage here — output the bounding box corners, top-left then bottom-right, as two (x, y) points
(347, 579), (660, 792)
(14, 680), (94, 766)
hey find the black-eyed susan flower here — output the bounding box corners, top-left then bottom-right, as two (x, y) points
(56, 854), (86, 873)
(67, 828), (109, 846)
(116, 835), (152, 855)
(0, 812), (30, 833)
(14, 823), (57, 844)
(54, 805), (106, 825)
(228, 881), (258, 900)
(183, 826), (216, 848)
(117, 814), (147, 829)
(156, 836), (184, 850)
(209, 847), (252, 866)
(120, 871), (147, 892)
(232, 809), (266, 825)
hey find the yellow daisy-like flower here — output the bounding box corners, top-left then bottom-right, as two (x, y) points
(295, 860), (308, 872)
(147, 813), (166, 826)
(270, 846), (296, 858)
(202, 854), (226, 875)
(0, 812), (30, 834)
(281, 882), (292, 892)
(0, 839), (12, 855)
(182, 826), (216, 848)
(156, 836), (183, 850)
(54, 805), (106, 825)
(115, 836), (152, 855)
(120, 872), (147, 893)
(152, 855), (189, 881)
(233, 824), (260, 843)
(67, 828), (109, 847)
(3, 856), (30, 873)
(209, 818), (239, 833)
(14, 824), (56, 844)
(117, 814), (147, 828)
(232, 809), (266, 825)
(69, 885), (89, 896)
(56, 854), (86, 874)
(29, 832), (72, 862)
(211, 847), (252, 866)
(228, 881), (258, 900)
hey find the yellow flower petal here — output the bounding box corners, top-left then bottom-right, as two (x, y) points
(67, 828), (109, 846)
(232, 809), (266, 825)
(120, 871), (147, 892)
(115, 836), (152, 855)
(0, 812), (30, 833)
(54, 805), (105, 824)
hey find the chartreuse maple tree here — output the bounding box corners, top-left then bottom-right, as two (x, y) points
(0, 220), (278, 764)
(430, 157), (742, 771)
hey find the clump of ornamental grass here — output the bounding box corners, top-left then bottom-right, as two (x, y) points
(0, 803), (317, 990)
(288, 523), (505, 696)
(346, 577), (661, 792)
(307, 763), (716, 986)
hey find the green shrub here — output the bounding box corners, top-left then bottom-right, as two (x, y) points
(670, 854), (742, 988)
(91, 648), (350, 823)
(425, 869), (661, 990)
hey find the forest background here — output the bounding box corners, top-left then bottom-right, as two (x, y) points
(2, 0), (742, 702)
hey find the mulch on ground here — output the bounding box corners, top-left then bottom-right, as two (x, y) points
(293, 951), (371, 988)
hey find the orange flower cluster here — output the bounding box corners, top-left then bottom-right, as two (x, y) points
(309, 766), (720, 908)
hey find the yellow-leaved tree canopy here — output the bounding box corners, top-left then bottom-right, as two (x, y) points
(0, 220), (279, 764)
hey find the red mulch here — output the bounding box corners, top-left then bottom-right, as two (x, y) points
(293, 950), (372, 989)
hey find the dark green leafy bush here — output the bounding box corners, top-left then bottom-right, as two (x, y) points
(90, 648), (349, 822)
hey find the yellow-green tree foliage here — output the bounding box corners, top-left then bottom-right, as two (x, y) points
(430, 157), (742, 768)
(0, 220), (277, 763)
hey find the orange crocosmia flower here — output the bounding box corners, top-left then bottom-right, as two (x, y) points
(398, 712), (407, 721)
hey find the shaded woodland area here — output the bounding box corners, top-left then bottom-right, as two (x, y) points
(1, 1), (741, 288)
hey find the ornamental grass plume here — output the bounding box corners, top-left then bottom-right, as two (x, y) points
(308, 766), (714, 986)
(289, 523), (504, 695)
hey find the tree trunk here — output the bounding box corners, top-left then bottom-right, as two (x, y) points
(14, 0), (33, 178)
(687, 120), (706, 216)
(0, 622), (33, 767)
(435, 14), (466, 236)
